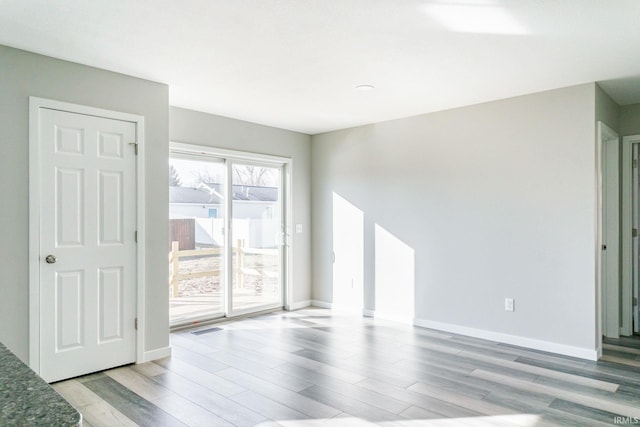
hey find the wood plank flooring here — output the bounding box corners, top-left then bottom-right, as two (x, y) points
(53, 308), (640, 426)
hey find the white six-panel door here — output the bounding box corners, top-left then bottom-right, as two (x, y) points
(38, 108), (137, 382)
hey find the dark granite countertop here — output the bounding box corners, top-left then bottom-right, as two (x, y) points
(0, 342), (81, 426)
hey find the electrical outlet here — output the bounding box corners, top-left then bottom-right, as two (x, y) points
(505, 298), (515, 312)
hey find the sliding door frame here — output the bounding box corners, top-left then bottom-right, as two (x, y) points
(170, 142), (293, 319)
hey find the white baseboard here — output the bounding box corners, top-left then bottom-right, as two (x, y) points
(331, 304), (365, 315)
(310, 303), (413, 325)
(142, 346), (172, 363)
(309, 300), (366, 314)
(310, 299), (333, 309)
(362, 309), (414, 325)
(287, 300), (312, 310)
(414, 318), (598, 361)
(286, 301), (597, 360)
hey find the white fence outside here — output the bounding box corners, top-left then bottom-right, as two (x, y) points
(194, 218), (279, 249)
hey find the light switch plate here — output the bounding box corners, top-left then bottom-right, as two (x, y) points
(505, 298), (514, 312)
(295, 224), (303, 234)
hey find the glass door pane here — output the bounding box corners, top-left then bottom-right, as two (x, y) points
(230, 162), (282, 313)
(169, 156), (226, 326)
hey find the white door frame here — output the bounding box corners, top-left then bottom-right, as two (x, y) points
(622, 134), (640, 336)
(170, 142), (293, 316)
(28, 97), (146, 372)
(636, 143), (640, 333)
(632, 144), (640, 335)
(597, 122), (620, 346)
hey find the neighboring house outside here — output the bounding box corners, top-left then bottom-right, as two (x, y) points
(169, 183), (280, 249)
(169, 185), (223, 220)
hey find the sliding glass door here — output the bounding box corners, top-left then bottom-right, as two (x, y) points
(169, 147), (286, 326)
(230, 162), (283, 314)
(169, 156), (227, 325)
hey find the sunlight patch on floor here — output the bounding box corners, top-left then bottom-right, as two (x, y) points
(269, 414), (542, 426)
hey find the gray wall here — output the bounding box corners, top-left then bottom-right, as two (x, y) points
(0, 45), (170, 361)
(170, 107), (312, 305)
(311, 83), (598, 352)
(620, 103), (640, 136)
(595, 84), (620, 132)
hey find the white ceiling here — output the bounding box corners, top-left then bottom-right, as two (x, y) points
(1, 0), (640, 134)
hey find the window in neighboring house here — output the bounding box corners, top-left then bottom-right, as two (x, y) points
(208, 208), (218, 218)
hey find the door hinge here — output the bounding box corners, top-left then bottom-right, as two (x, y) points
(135, 230), (138, 242)
(135, 318), (138, 330)
(634, 228), (638, 238)
(634, 297), (638, 307)
(633, 159), (637, 169)
(129, 142), (138, 155)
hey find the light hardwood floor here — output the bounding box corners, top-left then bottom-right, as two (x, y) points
(53, 308), (640, 426)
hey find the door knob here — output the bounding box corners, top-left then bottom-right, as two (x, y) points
(45, 255), (57, 264)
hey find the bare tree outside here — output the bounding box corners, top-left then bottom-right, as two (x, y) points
(170, 158), (276, 188)
(232, 164), (277, 187)
(191, 166), (223, 186)
(169, 164), (182, 186)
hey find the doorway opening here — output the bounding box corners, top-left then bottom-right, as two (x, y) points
(600, 122), (620, 343)
(622, 135), (640, 338)
(168, 143), (289, 327)
(601, 129), (640, 354)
